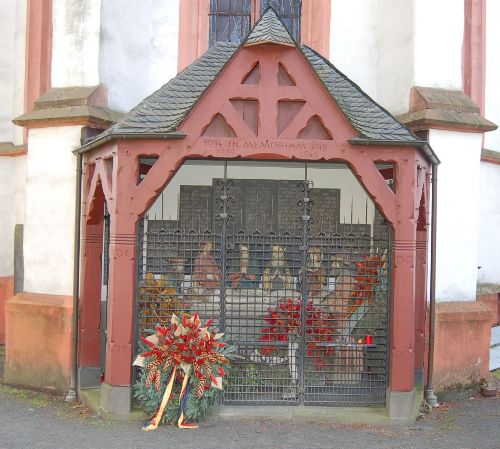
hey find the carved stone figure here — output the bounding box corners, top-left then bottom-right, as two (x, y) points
(164, 257), (186, 293)
(262, 244), (292, 291)
(192, 241), (221, 289)
(326, 293), (364, 383)
(227, 243), (260, 289)
(299, 246), (327, 303)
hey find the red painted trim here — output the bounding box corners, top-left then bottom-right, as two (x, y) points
(78, 186), (104, 368)
(406, 122), (493, 134)
(24, 0), (52, 120)
(301, 0), (331, 57)
(481, 155), (500, 166)
(0, 277), (14, 345)
(0, 148), (27, 158)
(462, 0), (486, 114)
(178, 0), (209, 72)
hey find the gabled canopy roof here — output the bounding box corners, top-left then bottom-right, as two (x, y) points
(78, 8), (437, 163)
(244, 7), (295, 47)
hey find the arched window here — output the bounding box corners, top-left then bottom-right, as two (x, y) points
(209, 0), (302, 47)
(209, 0), (252, 46)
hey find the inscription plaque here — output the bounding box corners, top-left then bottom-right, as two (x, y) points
(180, 179), (345, 237)
(309, 189), (340, 234)
(245, 180), (275, 233)
(226, 179), (246, 232)
(276, 180), (303, 233)
(373, 209), (390, 249)
(179, 185), (213, 231)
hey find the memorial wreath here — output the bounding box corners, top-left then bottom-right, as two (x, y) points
(133, 312), (236, 430)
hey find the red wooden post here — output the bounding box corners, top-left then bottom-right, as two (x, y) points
(78, 166), (105, 388)
(78, 203), (104, 369)
(414, 188), (429, 376)
(389, 157), (418, 392)
(102, 148), (138, 388)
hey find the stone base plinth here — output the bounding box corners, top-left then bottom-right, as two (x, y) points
(100, 383), (132, 418)
(4, 292), (72, 392)
(477, 285), (500, 326)
(0, 277), (14, 345)
(433, 301), (492, 392)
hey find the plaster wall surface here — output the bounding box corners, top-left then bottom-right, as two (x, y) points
(430, 129), (482, 301)
(14, 156), (27, 225)
(0, 0), (16, 140)
(23, 127), (80, 296)
(330, 0), (414, 115)
(329, 0), (378, 102)
(0, 157), (15, 277)
(374, 0), (415, 115)
(51, 0), (101, 87)
(99, 0), (152, 112)
(414, 0), (464, 89)
(0, 0), (26, 144)
(484, 0), (500, 150)
(149, 1), (180, 93)
(99, 1), (179, 112)
(0, 155), (27, 277)
(478, 160), (500, 284)
(12, 0), (27, 145)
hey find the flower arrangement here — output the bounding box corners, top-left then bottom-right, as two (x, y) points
(138, 272), (186, 333)
(259, 298), (335, 369)
(348, 255), (383, 313)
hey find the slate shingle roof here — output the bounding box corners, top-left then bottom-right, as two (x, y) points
(244, 7), (295, 47)
(88, 42), (237, 142)
(78, 9), (436, 163)
(301, 47), (419, 143)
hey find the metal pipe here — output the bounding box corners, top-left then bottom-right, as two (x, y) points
(65, 153), (83, 402)
(425, 163), (439, 407)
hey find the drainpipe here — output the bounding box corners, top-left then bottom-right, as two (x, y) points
(425, 163), (439, 407)
(65, 153), (83, 402)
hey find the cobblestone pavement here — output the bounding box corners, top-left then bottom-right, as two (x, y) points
(0, 383), (498, 449)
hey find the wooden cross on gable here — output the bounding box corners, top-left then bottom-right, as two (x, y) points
(180, 40), (357, 145)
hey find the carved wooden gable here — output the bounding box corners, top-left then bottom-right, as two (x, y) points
(181, 42), (356, 144)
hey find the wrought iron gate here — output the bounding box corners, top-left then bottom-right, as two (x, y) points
(136, 173), (391, 406)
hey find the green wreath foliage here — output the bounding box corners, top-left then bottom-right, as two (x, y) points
(133, 338), (237, 425)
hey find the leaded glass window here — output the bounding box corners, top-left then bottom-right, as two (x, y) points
(261, 0), (302, 42)
(209, 0), (252, 47)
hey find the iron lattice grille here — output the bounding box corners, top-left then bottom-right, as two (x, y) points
(136, 178), (391, 406)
